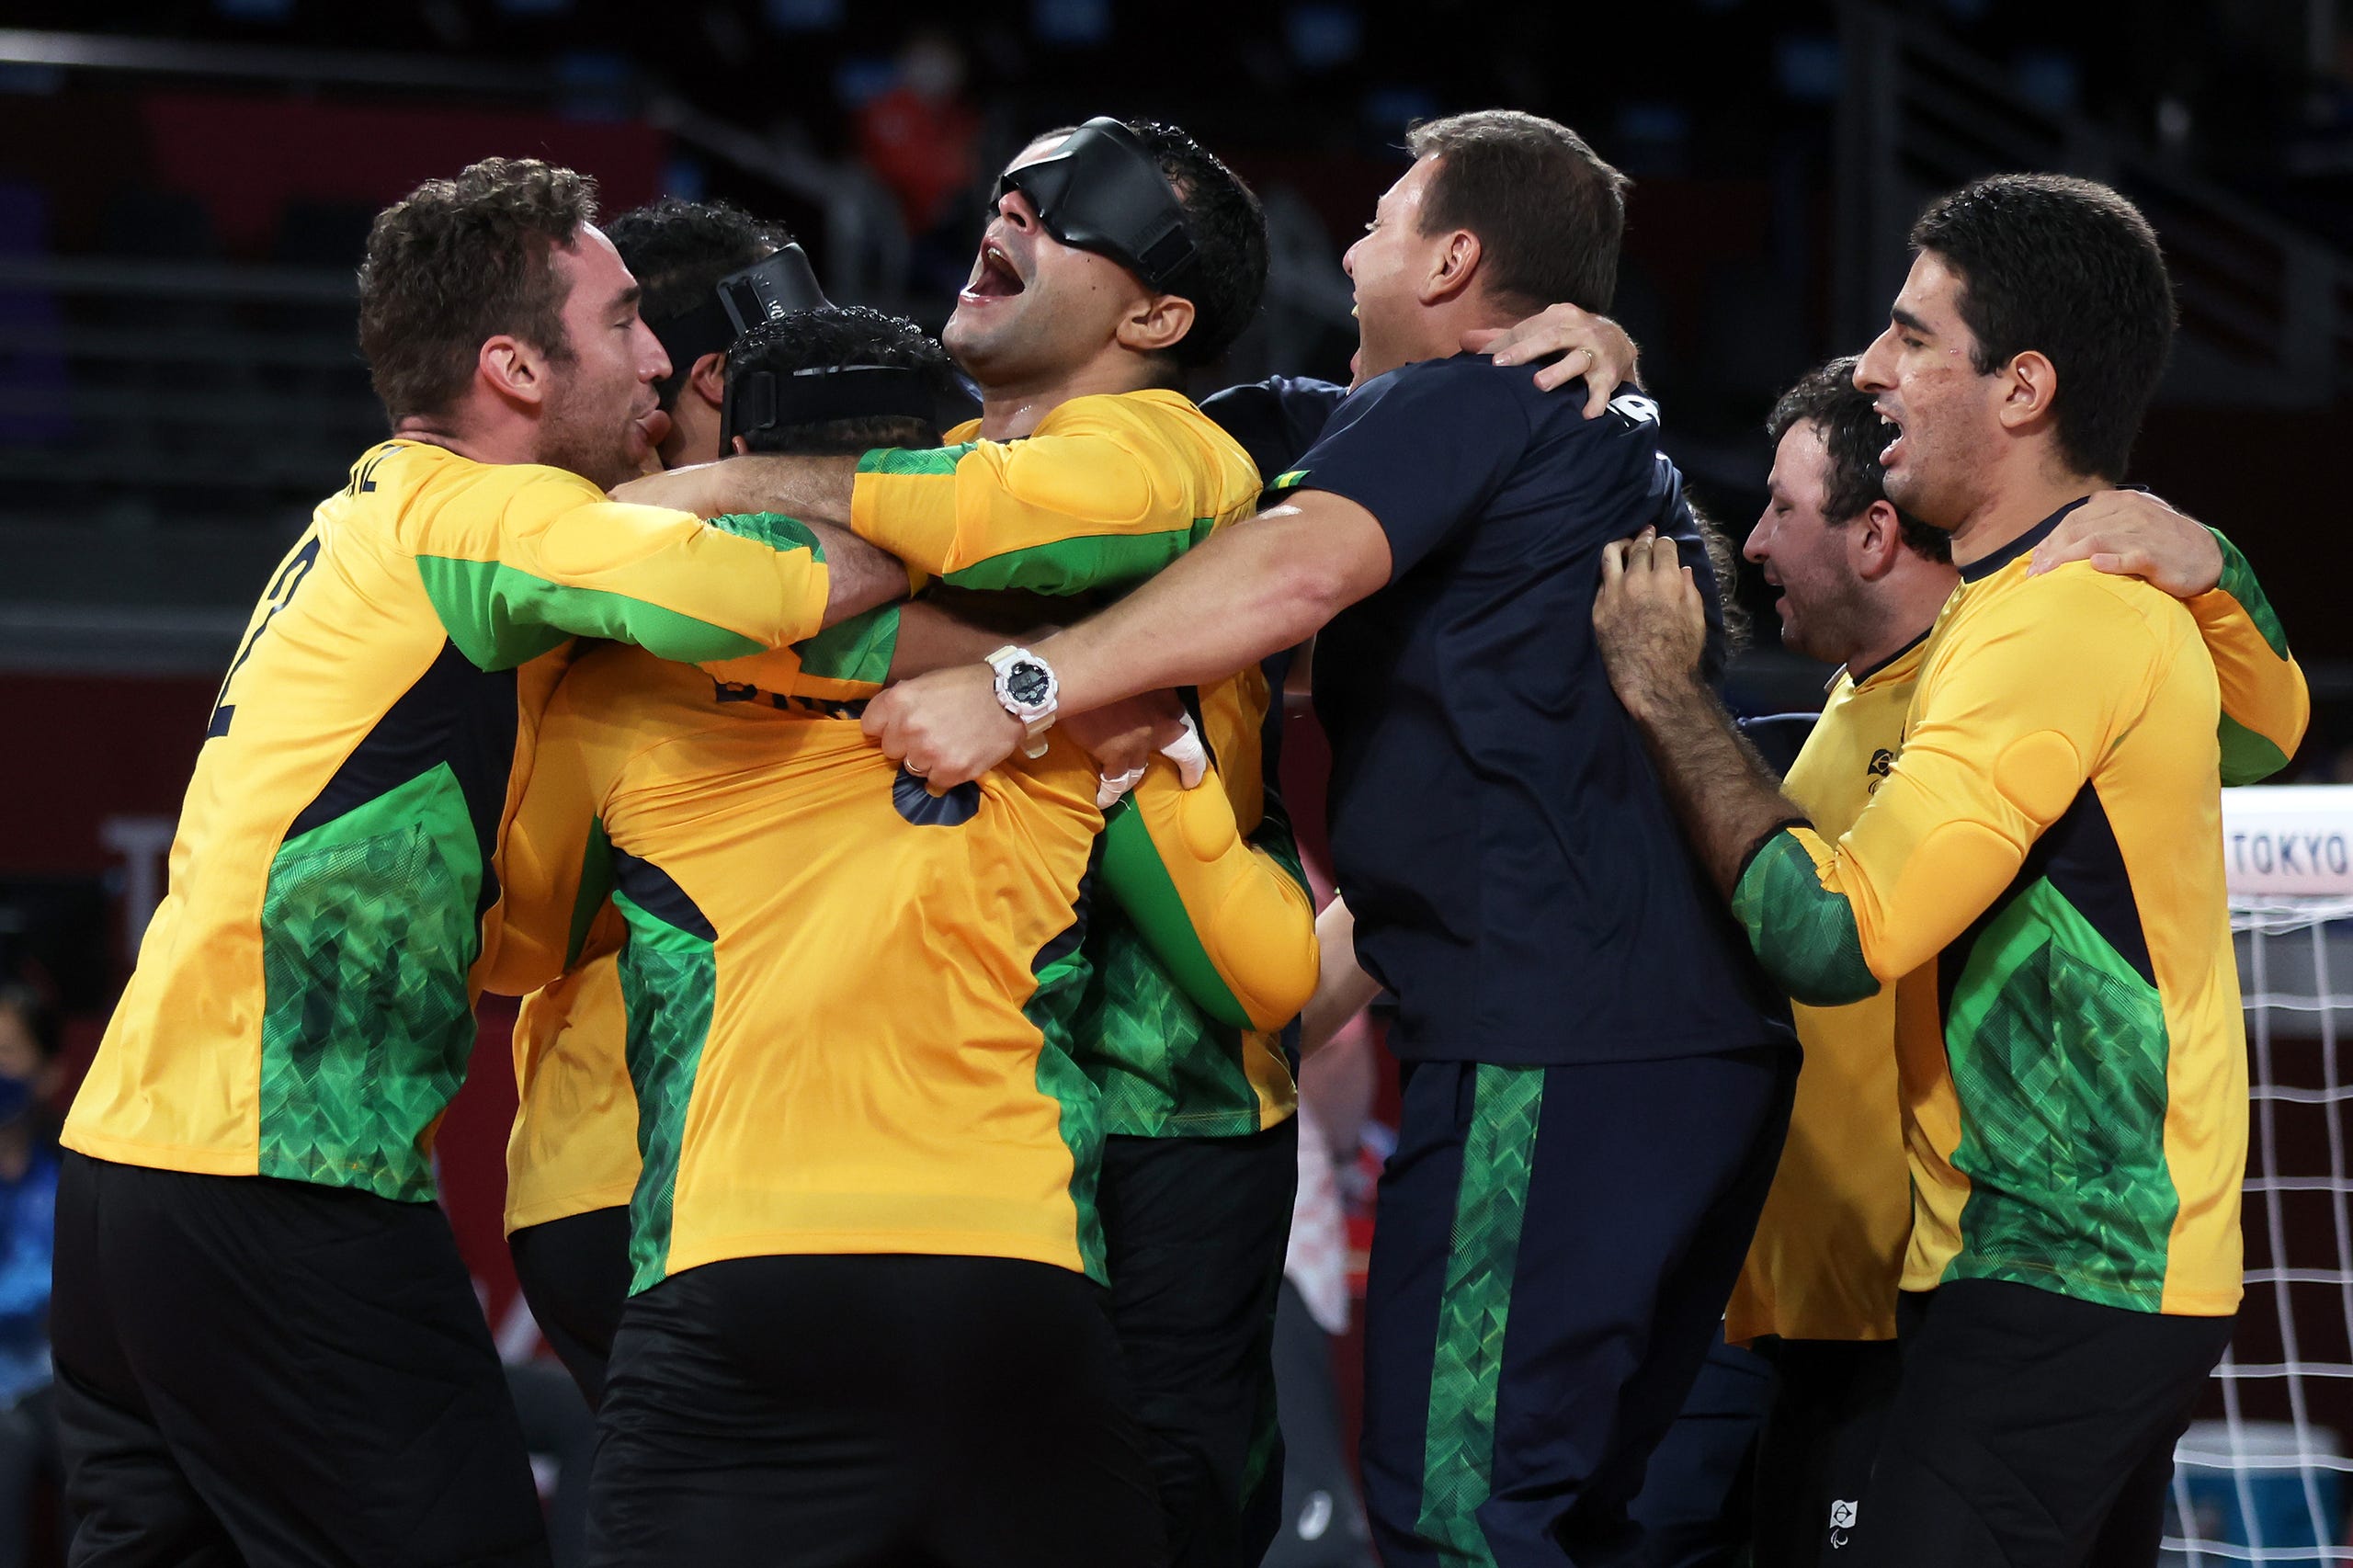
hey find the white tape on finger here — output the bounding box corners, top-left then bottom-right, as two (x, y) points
(1097, 766), (1147, 810)
(1161, 713), (1208, 789)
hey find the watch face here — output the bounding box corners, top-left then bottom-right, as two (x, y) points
(1006, 662), (1052, 708)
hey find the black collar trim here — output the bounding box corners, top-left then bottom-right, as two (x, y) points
(1847, 625), (1933, 689)
(1957, 495), (2097, 584)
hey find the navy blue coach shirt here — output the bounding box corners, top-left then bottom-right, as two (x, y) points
(1283, 353), (1790, 1066)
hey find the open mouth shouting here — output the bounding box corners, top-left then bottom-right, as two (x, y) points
(960, 240), (1027, 306)
(1876, 405), (1904, 469)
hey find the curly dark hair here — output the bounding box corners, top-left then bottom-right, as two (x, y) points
(1123, 120), (1267, 369)
(1909, 173), (2176, 481)
(1767, 357), (1949, 563)
(357, 157), (597, 424)
(728, 306), (959, 455)
(606, 198), (793, 329)
(1405, 110), (1629, 316)
(606, 197), (795, 409)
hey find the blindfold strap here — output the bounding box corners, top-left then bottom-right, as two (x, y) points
(650, 246), (832, 403)
(1131, 222), (1197, 291)
(723, 366), (938, 447)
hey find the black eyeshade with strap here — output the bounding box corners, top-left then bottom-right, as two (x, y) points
(722, 365), (942, 449)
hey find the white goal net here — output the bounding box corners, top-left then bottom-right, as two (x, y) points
(2163, 787), (2353, 1565)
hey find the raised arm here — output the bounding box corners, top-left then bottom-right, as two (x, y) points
(864, 357), (1565, 787)
(1729, 583), (2156, 1003)
(863, 493), (1394, 785)
(1595, 532), (2165, 1006)
(699, 582), (1076, 706)
(607, 401), (1251, 597)
(403, 459), (904, 671)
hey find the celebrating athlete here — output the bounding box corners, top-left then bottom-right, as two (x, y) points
(486, 121), (1329, 1565)
(51, 158), (908, 1568)
(1717, 357), (2302, 1567)
(1592, 174), (2272, 1567)
(860, 108), (1797, 1567)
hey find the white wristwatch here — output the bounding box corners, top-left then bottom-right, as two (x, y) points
(984, 644), (1059, 759)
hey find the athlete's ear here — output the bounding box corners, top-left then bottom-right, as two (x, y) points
(1850, 500), (1905, 582)
(1995, 348), (2058, 434)
(478, 334), (546, 410)
(1115, 292), (1197, 358)
(1419, 229), (1481, 307)
(732, 435), (751, 455)
(688, 352), (728, 414)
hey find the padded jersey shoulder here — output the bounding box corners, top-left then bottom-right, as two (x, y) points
(1957, 561), (2188, 673)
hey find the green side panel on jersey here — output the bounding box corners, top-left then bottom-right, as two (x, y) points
(2210, 528), (2289, 660)
(613, 889), (719, 1295)
(856, 440), (980, 477)
(1732, 831), (1880, 1007)
(706, 509), (824, 560)
(794, 603), (901, 686)
(563, 816), (616, 971)
(256, 763), (483, 1201)
(415, 556), (768, 673)
(1025, 929), (1108, 1283)
(2218, 713), (2291, 788)
(938, 517), (1220, 597)
(2205, 528), (2293, 783)
(1942, 877), (2178, 1312)
(1074, 915), (1263, 1139)
(1417, 1063), (1545, 1568)
(1097, 799), (1255, 1031)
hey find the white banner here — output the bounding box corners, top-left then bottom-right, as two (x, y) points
(2221, 785), (2353, 898)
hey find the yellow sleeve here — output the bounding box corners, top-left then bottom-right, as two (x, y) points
(1097, 764), (1320, 1033)
(698, 604), (905, 706)
(483, 667), (631, 998)
(398, 460), (833, 671)
(1733, 574), (2162, 1003)
(847, 402), (1219, 595)
(2188, 528), (2306, 784)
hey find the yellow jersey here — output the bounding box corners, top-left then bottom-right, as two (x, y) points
(1076, 665), (1303, 1139)
(1733, 506), (2290, 1316)
(494, 644), (1314, 1283)
(1728, 525), (2304, 1337)
(1723, 637), (1928, 1346)
(497, 388), (1302, 1240)
(503, 927), (635, 1234)
(65, 439), (835, 1202)
(848, 388), (1246, 590)
(849, 391), (1302, 1138)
